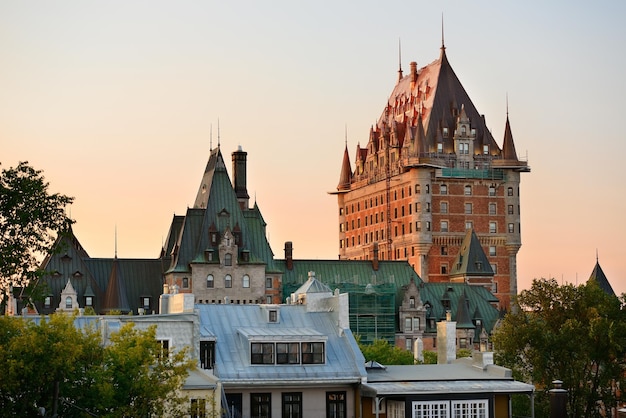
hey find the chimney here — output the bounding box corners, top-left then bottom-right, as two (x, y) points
(549, 380), (568, 418)
(372, 242), (379, 271)
(437, 314), (457, 364)
(410, 61), (418, 88)
(285, 241), (293, 270)
(232, 146), (250, 210)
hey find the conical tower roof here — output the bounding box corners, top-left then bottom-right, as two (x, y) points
(501, 115), (519, 161)
(589, 259), (615, 297)
(337, 144), (352, 191)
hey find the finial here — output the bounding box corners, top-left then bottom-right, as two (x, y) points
(345, 123), (348, 147)
(114, 224), (118, 258)
(596, 248), (599, 263)
(398, 38), (403, 81)
(441, 13), (445, 50)
(217, 118), (221, 147)
(210, 123), (213, 151)
(506, 93), (509, 117)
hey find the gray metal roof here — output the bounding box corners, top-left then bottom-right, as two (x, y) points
(363, 362), (534, 396)
(196, 304), (367, 386)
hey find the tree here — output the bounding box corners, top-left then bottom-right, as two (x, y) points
(492, 278), (626, 418)
(0, 162), (73, 312)
(358, 338), (415, 365)
(0, 314), (195, 417)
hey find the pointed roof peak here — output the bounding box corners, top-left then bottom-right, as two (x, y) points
(589, 256), (616, 297)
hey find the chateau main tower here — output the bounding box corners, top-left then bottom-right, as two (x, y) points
(332, 44), (529, 308)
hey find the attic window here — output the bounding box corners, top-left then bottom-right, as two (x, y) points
(483, 145), (489, 154)
(269, 310), (277, 322)
(44, 296), (51, 308)
(476, 261), (483, 270)
(443, 127), (449, 138)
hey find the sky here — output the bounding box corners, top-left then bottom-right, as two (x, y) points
(2, 1), (625, 295)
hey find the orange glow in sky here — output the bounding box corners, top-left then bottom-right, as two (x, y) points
(2, 2), (625, 295)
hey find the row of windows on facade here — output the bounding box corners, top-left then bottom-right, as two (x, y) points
(177, 275), (274, 290)
(251, 341), (325, 365)
(339, 221), (519, 249)
(340, 202), (519, 233)
(44, 296), (152, 312)
(340, 185), (519, 216)
(195, 296), (274, 305)
(190, 391), (347, 418)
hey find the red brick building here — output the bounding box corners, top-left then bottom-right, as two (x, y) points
(331, 43), (529, 308)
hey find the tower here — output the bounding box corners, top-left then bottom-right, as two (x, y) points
(331, 44), (530, 309)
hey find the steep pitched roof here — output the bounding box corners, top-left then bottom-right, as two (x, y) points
(167, 146), (277, 272)
(449, 228), (494, 278)
(379, 48), (500, 156)
(589, 259), (615, 296)
(501, 115), (519, 161)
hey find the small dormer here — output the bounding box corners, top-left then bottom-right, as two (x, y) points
(219, 228), (238, 268)
(260, 305), (280, 323)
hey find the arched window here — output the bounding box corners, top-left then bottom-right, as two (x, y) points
(224, 275), (232, 288)
(65, 296), (72, 309)
(182, 277), (189, 288)
(242, 274), (250, 288)
(207, 274), (214, 288)
(224, 253), (232, 266)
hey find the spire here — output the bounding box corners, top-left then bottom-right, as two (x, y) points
(217, 118), (221, 148)
(337, 140), (352, 191)
(397, 38), (403, 82)
(210, 123), (213, 151)
(502, 111), (519, 161)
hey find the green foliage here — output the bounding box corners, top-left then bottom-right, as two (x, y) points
(421, 350), (437, 364)
(493, 278), (626, 418)
(0, 314), (195, 417)
(358, 337), (415, 365)
(0, 162), (73, 310)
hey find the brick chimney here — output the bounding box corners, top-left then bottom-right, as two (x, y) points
(372, 242), (379, 271)
(285, 241), (293, 271)
(410, 61), (418, 88)
(232, 146), (249, 210)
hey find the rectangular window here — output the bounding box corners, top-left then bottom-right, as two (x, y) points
(269, 310), (278, 323)
(251, 343), (274, 364)
(405, 317), (412, 332)
(282, 392), (302, 418)
(489, 246), (496, 257)
(200, 341), (215, 369)
(413, 317), (420, 331)
(416, 221), (421, 231)
(489, 222), (497, 234)
(464, 185), (472, 195)
(85, 296), (93, 307)
(440, 202), (448, 214)
(412, 400), (449, 418)
(441, 246), (448, 255)
(426, 221), (431, 232)
(44, 296), (51, 308)
(440, 184), (447, 195)
(508, 187), (513, 196)
(508, 204), (514, 215)
(251, 393), (271, 418)
(508, 223), (515, 233)
(182, 277), (189, 288)
(465, 221), (473, 230)
(190, 398), (206, 418)
(157, 339), (170, 359)
(451, 400), (488, 418)
(266, 277), (273, 288)
(302, 342), (325, 364)
(388, 400), (405, 418)
(440, 221), (448, 233)
(441, 264), (448, 274)
(489, 186), (496, 196)
(405, 338), (412, 351)
(489, 203), (496, 215)
(465, 203), (472, 214)
(276, 343), (299, 364)
(327, 392), (346, 418)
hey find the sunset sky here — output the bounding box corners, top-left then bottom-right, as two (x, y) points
(2, 1), (625, 295)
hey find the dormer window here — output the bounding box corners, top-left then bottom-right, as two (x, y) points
(44, 296), (51, 308)
(443, 127), (448, 138)
(85, 296), (93, 307)
(461, 126), (467, 136)
(483, 145), (489, 155)
(409, 297), (415, 308)
(269, 310), (277, 322)
(437, 143), (443, 153)
(65, 297), (72, 309)
(224, 253), (232, 266)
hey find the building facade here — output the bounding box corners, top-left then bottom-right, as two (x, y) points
(332, 44), (530, 308)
